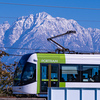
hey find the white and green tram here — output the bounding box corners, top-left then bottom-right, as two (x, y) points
(12, 53), (100, 96)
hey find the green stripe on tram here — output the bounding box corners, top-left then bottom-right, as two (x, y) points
(42, 79), (58, 81)
(51, 79), (58, 81)
(59, 82), (66, 87)
(42, 79), (49, 81)
(37, 53), (66, 94)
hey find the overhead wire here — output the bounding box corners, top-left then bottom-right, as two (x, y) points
(0, 47), (54, 57)
(0, 2), (100, 10)
(0, 16), (18, 19)
(0, 47), (55, 52)
(8, 54), (23, 56)
(0, 16), (100, 23)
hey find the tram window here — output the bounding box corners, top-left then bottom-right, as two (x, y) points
(60, 65), (80, 82)
(51, 64), (58, 79)
(82, 65), (100, 82)
(14, 63), (24, 81)
(22, 62), (36, 82)
(14, 54), (30, 81)
(41, 64), (48, 80)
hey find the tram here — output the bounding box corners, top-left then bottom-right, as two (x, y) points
(12, 53), (100, 97)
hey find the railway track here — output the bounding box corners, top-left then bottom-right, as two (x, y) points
(0, 98), (46, 100)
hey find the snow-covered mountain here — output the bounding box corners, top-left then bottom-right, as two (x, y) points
(1, 12), (100, 63)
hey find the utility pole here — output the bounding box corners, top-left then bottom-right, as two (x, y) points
(47, 30), (76, 54)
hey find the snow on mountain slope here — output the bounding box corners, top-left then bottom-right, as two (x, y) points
(0, 21), (10, 47)
(1, 12), (100, 63)
(88, 28), (100, 52)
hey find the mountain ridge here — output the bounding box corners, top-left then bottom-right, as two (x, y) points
(0, 12), (100, 63)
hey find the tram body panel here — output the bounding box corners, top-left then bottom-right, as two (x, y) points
(65, 54), (100, 64)
(65, 82), (100, 88)
(13, 82), (37, 94)
(27, 53), (37, 64)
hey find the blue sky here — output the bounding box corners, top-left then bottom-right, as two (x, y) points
(0, 0), (100, 29)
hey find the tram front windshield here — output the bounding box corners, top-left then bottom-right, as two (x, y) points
(14, 54), (36, 86)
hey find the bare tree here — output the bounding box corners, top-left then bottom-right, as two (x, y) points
(0, 50), (17, 96)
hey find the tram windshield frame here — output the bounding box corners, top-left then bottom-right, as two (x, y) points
(13, 53), (36, 86)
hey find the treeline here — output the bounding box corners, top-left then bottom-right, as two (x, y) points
(0, 50), (17, 97)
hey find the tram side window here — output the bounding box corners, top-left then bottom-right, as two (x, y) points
(41, 65), (48, 80)
(60, 65), (80, 82)
(82, 65), (100, 82)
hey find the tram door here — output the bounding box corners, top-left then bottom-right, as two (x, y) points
(41, 64), (59, 92)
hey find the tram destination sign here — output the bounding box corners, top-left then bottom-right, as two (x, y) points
(41, 59), (58, 63)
